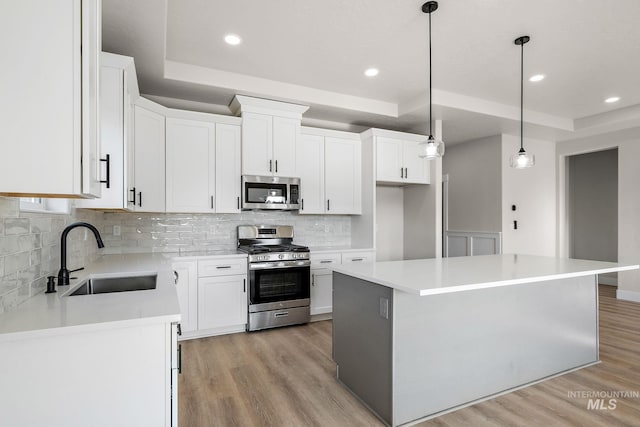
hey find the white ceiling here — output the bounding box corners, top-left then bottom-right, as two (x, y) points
(102, 0), (640, 144)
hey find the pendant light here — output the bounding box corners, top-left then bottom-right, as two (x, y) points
(418, 1), (444, 159)
(509, 35), (535, 169)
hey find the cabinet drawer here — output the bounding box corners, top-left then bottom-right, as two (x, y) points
(342, 251), (375, 264)
(198, 258), (246, 277)
(310, 252), (342, 268)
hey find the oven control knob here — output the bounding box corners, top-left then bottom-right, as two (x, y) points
(278, 254), (284, 260)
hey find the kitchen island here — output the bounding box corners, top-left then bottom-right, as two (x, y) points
(330, 254), (638, 426)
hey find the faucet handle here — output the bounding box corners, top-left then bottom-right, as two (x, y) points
(70, 267), (85, 273)
(45, 276), (56, 294)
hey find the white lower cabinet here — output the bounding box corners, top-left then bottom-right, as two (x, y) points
(309, 250), (375, 317)
(311, 268), (333, 315)
(173, 261), (198, 333)
(173, 255), (248, 339)
(198, 276), (247, 330)
(0, 321), (178, 427)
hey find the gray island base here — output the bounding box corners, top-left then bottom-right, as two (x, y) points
(331, 254), (638, 426)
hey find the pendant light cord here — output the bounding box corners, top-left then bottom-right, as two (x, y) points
(520, 41), (524, 151)
(429, 10), (433, 137)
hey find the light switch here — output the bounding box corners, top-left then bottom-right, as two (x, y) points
(113, 225), (121, 236)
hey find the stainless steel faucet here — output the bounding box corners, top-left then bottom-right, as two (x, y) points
(57, 222), (105, 288)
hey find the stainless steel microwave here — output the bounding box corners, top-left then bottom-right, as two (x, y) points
(242, 175), (300, 210)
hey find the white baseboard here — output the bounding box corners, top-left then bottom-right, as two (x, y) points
(617, 289), (640, 303)
(599, 276), (618, 286)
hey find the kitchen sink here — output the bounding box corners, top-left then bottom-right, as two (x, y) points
(67, 274), (157, 296)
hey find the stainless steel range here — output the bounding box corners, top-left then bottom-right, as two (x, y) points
(237, 225), (310, 331)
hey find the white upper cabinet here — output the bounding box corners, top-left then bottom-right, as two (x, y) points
(325, 137), (362, 214)
(240, 112), (272, 176)
(0, 0), (102, 197)
(165, 110), (242, 214)
(375, 134), (430, 185)
(77, 53), (139, 209)
(166, 117), (216, 213)
(271, 116), (299, 177)
(215, 124), (242, 213)
(299, 128), (362, 215)
(231, 95), (308, 177)
(298, 134), (325, 214)
(132, 101), (166, 212)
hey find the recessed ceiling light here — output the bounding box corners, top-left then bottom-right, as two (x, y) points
(529, 74), (545, 82)
(605, 96), (620, 104)
(224, 34), (242, 45)
(364, 68), (379, 77)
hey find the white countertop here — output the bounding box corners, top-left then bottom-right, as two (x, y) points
(0, 253), (181, 342)
(172, 249), (247, 260)
(309, 246), (375, 254)
(330, 254), (639, 296)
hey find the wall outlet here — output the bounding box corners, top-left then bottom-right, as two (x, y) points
(113, 225), (121, 236)
(379, 297), (389, 319)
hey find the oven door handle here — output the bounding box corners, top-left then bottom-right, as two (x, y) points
(249, 260), (311, 270)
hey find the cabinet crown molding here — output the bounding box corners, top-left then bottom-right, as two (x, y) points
(230, 95), (309, 119)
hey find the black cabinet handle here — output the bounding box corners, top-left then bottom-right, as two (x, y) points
(401, 167), (404, 178)
(243, 278), (246, 293)
(178, 344), (182, 374)
(301, 199), (304, 210)
(99, 154), (110, 188)
(174, 270), (179, 284)
(211, 195), (214, 209)
(177, 323), (182, 336)
(311, 274), (315, 286)
(327, 199), (330, 211)
(216, 265), (232, 269)
(138, 192), (142, 207)
(129, 187), (136, 204)
(405, 167), (408, 178)
(237, 196), (240, 209)
(275, 160), (278, 173)
(269, 159), (272, 172)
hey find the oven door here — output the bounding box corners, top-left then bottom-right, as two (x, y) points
(249, 260), (310, 309)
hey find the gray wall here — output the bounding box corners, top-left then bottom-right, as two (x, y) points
(569, 149), (618, 262)
(376, 186), (404, 261)
(443, 136), (502, 232)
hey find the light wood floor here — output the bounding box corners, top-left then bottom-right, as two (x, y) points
(179, 285), (640, 426)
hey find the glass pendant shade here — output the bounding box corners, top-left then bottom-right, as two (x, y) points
(418, 135), (445, 159)
(509, 148), (535, 169)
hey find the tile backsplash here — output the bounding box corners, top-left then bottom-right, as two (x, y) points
(0, 197), (103, 313)
(97, 210), (351, 254)
(0, 196), (351, 312)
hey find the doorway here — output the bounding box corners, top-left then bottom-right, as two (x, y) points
(567, 148), (618, 284)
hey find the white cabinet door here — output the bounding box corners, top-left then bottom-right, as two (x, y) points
(77, 61), (125, 209)
(0, 0), (101, 197)
(272, 116), (299, 177)
(403, 140), (430, 184)
(215, 124), (242, 213)
(166, 117), (215, 213)
(80, 0), (102, 198)
(173, 261), (198, 333)
(298, 134), (325, 214)
(198, 276), (247, 330)
(311, 269), (333, 315)
(325, 137), (361, 214)
(241, 112), (272, 176)
(133, 105), (166, 212)
(376, 137), (404, 183)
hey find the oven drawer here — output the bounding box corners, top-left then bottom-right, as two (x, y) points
(198, 258), (247, 277)
(248, 305), (310, 331)
(310, 252), (341, 268)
